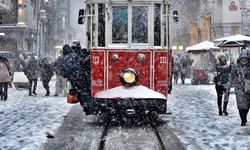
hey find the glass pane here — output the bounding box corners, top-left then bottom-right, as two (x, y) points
(98, 4), (105, 47)
(154, 4), (161, 46)
(132, 6), (148, 43)
(112, 6), (128, 43)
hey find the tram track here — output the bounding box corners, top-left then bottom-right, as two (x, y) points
(97, 114), (167, 150)
(150, 122), (166, 150)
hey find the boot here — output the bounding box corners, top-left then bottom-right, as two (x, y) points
(218, 100), (223, 115)
(33, 91), (37, 95)
(45, 91), (50, 96)
(239, 110), (246, 126)
(33, 86), (37, 95)
(28, 86), (32, 96)
(219, 107), (223, 115)
(223, 102), (228, 116)
(3, 92), (7, 100)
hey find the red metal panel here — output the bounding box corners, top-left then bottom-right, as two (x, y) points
(154, 50), (168, 96)
(168, 49), (173, 86)
(90, 50), (105, 97)
(107, 50), (151, 89)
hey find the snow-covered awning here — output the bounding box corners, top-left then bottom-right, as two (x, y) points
(214, 34), (250, 48)
(214, 34), (250, 42)
(186, 41), (219, 53)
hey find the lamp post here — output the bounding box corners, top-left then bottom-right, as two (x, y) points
(36, 0), (48, 58)
(17, 0), (26, 26)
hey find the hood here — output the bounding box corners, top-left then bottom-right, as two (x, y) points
(239, 49), (249, 60)
(62, 44), (73, 55)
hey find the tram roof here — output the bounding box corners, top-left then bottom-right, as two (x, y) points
(85, 0), (168, 4)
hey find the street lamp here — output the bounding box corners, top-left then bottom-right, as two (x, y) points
(37, 9), (47, 58)
(178, 45), (183, 51)
(17, 0), (26, 26)
(172, 45), (177, 50)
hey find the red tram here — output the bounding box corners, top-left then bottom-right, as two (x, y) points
(73, 0), (172, 115)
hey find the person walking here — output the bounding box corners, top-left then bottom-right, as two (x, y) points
(39, 57), (54, 96)
(180, 57), (188, 84)
(0, 57), (11, 100)
(53, 55), (67, 97)
(231, 50), (250, 126)
(23, 55), (39, 96)
(214, 53), (232, 116)
(173, 58), (181, 84)
(60, 43), (94, 114)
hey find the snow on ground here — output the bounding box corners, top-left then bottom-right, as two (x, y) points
(0, 78), (74, 150)
(165, 79), (250, 150)
(1, 77), (250, 150)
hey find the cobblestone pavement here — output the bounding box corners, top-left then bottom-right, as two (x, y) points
(0, 79), (74, 150)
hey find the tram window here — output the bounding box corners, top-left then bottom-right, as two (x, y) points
(112, 6), (128, 43)
(154, 4), (161, 46)
(98, 4), (105, 47)
(132, 6), (148, 43)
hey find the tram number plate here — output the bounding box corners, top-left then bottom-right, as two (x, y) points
(92, 56), (100, 64)
(160, 57), (167, 64)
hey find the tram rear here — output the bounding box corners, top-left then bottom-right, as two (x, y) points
(74, 0), (172, 115)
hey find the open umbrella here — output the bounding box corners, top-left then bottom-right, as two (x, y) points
(0, 51), (15, 58)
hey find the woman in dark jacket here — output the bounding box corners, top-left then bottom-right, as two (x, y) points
(0, 57), (11, 100)
(40, 57), (54, 96)
(215, 53), (232, 116)
(24, 56), (39, 96)
(231, 50), (250, 126)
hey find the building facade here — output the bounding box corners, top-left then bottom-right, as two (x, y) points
(0, 0), (78, 60)
(171, 0), (250, 50)
(0, 0), (36, 56)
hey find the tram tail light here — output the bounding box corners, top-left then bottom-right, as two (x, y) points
(67, 89), (79, 104)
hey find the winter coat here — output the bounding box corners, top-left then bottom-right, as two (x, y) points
(60, 44), (91, 91)
(0, 58), (11, 82)
(215, 62), (232, 88)
(60, 44), (81, 79)
(231, 60), (250, 110)
(53, 56), (62, 75)
(40, 63), (54, 81)
(24, 58), (39, 80)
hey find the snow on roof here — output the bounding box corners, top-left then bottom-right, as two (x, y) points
(214, 34), (250, 42)
(186, 41), (219, 52)
(95, 85), (166, 99)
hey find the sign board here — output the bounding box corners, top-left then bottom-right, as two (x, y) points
(229, 1), (238, 11)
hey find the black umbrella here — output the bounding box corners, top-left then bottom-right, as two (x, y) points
(0, 51), (15, 58)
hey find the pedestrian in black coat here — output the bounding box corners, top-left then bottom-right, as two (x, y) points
(231, 50), (250, 126)
(39, 58), (54, 96)
(214, 53), (232, 116)
(24, 55), (39, 96)
(60, 43), (94, 114)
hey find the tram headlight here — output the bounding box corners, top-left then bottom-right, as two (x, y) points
(120, 68), (139, 86)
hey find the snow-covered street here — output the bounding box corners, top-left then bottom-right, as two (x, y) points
(165, 79), (250, 150)
(1, 79), (250, 150)
(0, 79), (74, 150)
